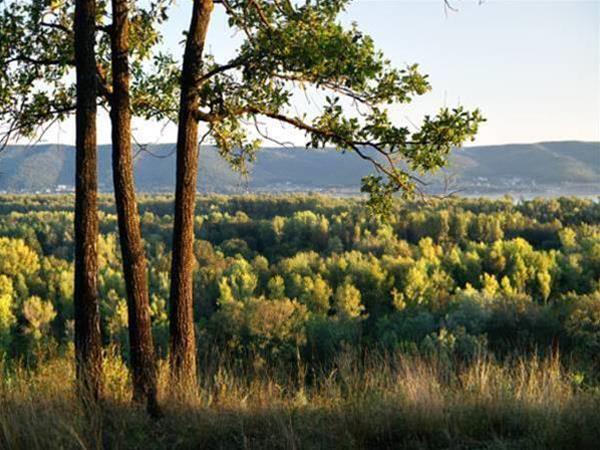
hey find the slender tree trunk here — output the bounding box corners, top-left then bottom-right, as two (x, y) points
(110, 0), (160, 416)
(169, 0), (214, 385)
(74, 0), (102, 401)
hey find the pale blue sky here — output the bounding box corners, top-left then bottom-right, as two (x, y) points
(59, 0), (600, 147)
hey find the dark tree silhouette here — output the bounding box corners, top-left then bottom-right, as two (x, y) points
(74, 0), (103, 401)
(110, 0), (160, 415)
(169, 0), (215, 385)
(160, 0), (483, 384)
(0, 0), (169, 408)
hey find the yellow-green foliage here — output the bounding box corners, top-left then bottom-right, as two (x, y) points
(0, 237), (40, 277)
(22, 296), (56, 341)
(1, 195), (600, 366)
(0, 275), (16, 351)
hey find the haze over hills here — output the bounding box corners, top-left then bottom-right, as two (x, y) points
(0, 141), (598, 196)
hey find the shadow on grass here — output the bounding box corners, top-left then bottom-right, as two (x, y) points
(2, 354), (600, 449)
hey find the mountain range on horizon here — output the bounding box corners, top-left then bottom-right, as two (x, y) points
(0, 140), (598, 196)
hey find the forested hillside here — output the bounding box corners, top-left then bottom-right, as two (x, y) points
(1, 194), (599, 363)
(0, 141), (597, 194)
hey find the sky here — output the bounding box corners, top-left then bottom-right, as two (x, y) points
(47, 0), (600, 147)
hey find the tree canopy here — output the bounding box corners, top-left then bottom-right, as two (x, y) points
(1, 0), (484, 212)
(0, 0), (169, 146)
(146, 0), (483, 210)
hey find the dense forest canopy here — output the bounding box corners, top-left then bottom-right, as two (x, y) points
(1, 194), (599, 372)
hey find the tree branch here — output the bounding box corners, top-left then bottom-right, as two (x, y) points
(5, 54), (73, 66)
(195, 104), (424, 193)
(197, 57), (250, 84)
(40, 21), (71, 34)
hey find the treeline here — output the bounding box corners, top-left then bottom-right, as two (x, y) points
(1, 195), (599, 377)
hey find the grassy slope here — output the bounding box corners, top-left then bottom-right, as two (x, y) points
(2, 352), (600, 450)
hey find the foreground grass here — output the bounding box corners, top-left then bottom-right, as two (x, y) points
(1, 352), (599, 449)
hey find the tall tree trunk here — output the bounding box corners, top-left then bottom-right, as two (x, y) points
(110, 0), (160, 416)
(169, 0), (214, 385)
(74, 0), (102, 401)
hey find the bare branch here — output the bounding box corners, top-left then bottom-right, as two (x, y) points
(40, 21), (71, 34)
(251, 115), (295, 148)
(247, 0), (273, 30)
(197, 57), (249, 84)
(5, 54), (73, 66)
(0, 103), (77, 152)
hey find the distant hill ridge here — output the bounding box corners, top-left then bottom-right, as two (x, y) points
(0, 141), (598, 195)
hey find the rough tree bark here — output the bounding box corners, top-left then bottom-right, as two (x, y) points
(110, 0), (160, 415)
(169, 0), (214, 385)
(74, 0), (103, 401)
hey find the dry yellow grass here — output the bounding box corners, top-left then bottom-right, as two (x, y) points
(1, 350), (599, 449)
